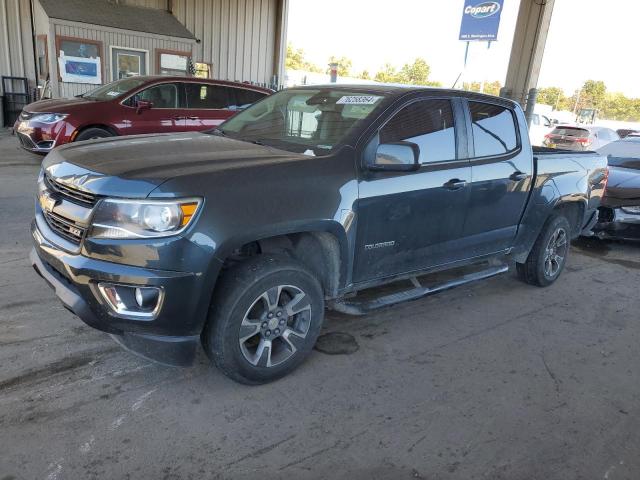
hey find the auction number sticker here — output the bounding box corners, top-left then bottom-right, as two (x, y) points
(336, 95), (381, 105)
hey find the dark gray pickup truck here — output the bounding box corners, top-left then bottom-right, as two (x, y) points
(30, 86), (607, 384)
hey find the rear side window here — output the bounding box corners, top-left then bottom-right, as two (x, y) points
(233, 88), (267, 110)
(469, 101), (518, 157)
(380, 99), (456, 163)
(185, 83), (234, 109)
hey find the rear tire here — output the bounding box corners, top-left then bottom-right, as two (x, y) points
(202, 255), (324, 385)
(517, 214), (571, 287)
(75, 127), (113, 142)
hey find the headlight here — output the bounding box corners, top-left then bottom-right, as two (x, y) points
(621, 206), (640, 215)
(90, 198), (201, 239)
(31, 113), (68, 124)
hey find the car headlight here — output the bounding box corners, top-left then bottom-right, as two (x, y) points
(31, 113), (68, 124)
(90, 198), (202, 239)
(621, 206), (640, 215)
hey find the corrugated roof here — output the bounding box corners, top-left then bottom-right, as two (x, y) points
(39, 0), (196, 40)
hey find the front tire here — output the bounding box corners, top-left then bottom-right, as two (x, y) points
(202, 255), (324, 385)
(517, 214), (571, 287)
(74, 127), (114, 142)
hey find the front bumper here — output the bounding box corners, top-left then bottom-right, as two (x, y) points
(593, 207), (640, 241)
(14, 118), (72, 153)
(30, 220), (216, 366)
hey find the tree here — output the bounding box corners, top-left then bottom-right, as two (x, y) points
(462, 80), (501, 96)
(327, 56), (353, 77)
(285, 43), (323, 73)
(537, 87), (568, 110)
(373, 58), (440, 86)
(358, 70), (371, 80)
(374, 63), (400, 83)
(399, 58), (431, 85)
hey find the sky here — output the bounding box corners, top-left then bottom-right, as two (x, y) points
(287, 0), (640, 97)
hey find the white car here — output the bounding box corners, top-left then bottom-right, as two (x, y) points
(529, 113), (554, 146)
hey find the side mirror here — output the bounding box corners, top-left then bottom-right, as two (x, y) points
(370, 142), (420, 172)
(136, 100), (153, 113)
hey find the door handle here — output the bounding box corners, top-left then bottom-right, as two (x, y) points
(510, 171), (528, 181)
(186, 116), (199, 121)
(443, 178), (467, 190)
(172, 115), (185, 120)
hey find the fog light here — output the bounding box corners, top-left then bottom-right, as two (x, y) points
(97, 282), (163, 319)
(135, 287), (160, 309)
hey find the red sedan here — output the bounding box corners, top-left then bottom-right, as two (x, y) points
(14, 76), (271, 154)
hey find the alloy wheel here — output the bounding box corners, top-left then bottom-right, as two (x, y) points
(238, 285), (312, 367)
(544, 226), (568, 278)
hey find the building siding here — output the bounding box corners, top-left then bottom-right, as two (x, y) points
(171, 0), (279, 85)
(0, 0), (36, 92)
(52, 20), (194, 97)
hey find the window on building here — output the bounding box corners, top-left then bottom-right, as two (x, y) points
(469, 101), (518, 157)
(380, 99), (456, 163)
(194, 63), (210, 79)
(158, 51), (189, 76)
(58, 38), (100, 58)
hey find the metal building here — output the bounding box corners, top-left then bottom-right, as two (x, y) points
(0, 0), (288, 122)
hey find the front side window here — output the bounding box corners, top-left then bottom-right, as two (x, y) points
(380, 99), (456, 164)
(469, 101), (518, 157)
(218, 88), (387, 156)
(138, 83), (179, 108)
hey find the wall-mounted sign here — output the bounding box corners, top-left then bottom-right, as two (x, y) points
(58, 55), (102, 84)
(459, 0), (504, 41)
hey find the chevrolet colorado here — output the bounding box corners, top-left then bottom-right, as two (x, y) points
(30, 86), (608, 384)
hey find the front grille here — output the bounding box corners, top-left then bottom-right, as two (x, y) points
(43, 210), (87, 244)
(45, 174), (97, 206)
(17, 132), (36, 149)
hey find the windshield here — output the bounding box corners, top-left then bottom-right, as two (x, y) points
(82, 77), (149, 101)
(216, 88), (387, 155)
(550, 127), (590, 137)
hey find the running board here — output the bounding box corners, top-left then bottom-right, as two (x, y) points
(330, 264), (509, 316)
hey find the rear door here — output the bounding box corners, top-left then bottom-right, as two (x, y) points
(182, 83), (267, 130)
(354, 97), (472, 283)
(461, 99), (533, 256)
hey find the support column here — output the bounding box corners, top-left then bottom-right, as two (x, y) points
(502, 0), (555, 107)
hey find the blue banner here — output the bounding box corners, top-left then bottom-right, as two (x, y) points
(459, 0), (504, 41)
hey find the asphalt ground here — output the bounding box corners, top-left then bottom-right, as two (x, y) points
(1, 129), (639, 480)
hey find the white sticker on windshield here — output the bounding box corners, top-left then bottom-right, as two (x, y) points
(106, 91), (120, 97)
(336, 95), (381, 105)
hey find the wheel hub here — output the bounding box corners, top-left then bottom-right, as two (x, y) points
(239, 285), (312, 367)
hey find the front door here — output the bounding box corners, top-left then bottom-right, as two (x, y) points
(354, 97), (472, 283)
(462, 100), (533, 256)
(111, 48), (146, 81)
(127, 82), (186, 134)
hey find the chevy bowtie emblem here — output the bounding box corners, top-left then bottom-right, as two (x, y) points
(39, 190), (60, 213)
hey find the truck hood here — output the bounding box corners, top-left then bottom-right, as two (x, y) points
(603, 166), (640, 207)
(42, 132), (310, 198)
